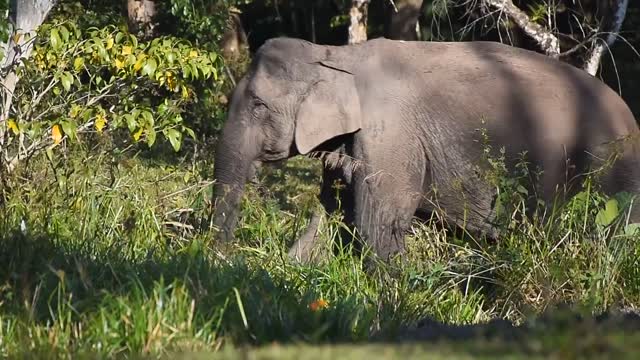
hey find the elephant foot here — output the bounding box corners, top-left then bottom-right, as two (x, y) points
(287, 210), (331, 265)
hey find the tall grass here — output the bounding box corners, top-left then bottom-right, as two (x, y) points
(0, 141), (639, 358)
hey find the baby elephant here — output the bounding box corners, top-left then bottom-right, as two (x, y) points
(211, 36), (640, 262)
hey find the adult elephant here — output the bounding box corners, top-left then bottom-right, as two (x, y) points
(211, 36), (640, 262)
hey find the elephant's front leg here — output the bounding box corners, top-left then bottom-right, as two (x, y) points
(352, 167), (422, 262)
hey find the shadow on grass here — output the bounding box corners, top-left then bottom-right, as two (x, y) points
(0, 228), (386, 347)
(4, 227), (640, 359)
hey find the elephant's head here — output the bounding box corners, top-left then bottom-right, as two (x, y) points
(211, 37), (363, 242)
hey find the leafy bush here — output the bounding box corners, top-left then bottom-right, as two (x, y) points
(5, 21), (220, 162)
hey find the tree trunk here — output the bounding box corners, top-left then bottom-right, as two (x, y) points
(126, 0), (157, 39)
(583, 0), (629, 76)
(348, 0), (370, 44)
(220, 8), (249, 62)
(385, 0), (424, 41)
(1, 0), (56, 125)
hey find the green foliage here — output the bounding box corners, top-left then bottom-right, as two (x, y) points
(167, 0), (253, 47)
(4, 17), (224, 167)
(526, 2), (550, 24)
(0, 0), (8, 61)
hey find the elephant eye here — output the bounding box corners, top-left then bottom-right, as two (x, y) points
(251, 99), (268, 118)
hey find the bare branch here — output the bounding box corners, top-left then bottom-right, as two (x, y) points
(583, 0), (629, 76)
(483, 0), (560, 58)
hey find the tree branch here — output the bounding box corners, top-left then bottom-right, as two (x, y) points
(483, 0), (560, 58)
(583, 0), (629, 76)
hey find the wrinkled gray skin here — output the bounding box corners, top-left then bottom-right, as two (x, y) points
(212, 37), (640, 262)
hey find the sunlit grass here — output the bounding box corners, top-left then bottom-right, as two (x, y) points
(0, 142), (639, 358)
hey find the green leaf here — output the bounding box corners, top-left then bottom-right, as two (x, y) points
(60, 120), (76, 141)
(625, 223), (640, 236)
(46, 147), (54, 162)
(167, 52), (176, 64)
(190, 63), (198, 79)
(141, 110), (154, 127)
(146, 125), (157, 147)
(124, 114), (137, 132)
(59, 25), (69, 42)
(115, 32), (124, 44)
(165, 128), (182, 152)
(50, 29), (61, 50)
(129, 34), (138, 48)
(60, 72), (72, 92)
(142, 58), (157, 77)
(201, 66), (210, 78)
(182, 64), (191, 79)
(183, 126), (195, 140)
(596, 199), (620, 227)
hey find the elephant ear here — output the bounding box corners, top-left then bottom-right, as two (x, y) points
(294, 61), (362, 155)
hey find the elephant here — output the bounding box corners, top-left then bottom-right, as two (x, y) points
(210, 36), (640, 262)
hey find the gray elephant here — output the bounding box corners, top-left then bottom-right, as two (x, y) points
(211, 36), (640, 262)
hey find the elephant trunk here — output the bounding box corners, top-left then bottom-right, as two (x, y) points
(211, 123), (261, 242)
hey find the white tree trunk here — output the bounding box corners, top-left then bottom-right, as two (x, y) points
(1, 0), (56, 124)
(583, 0), (629, 76)
(484, 0), (560, 58)
(127, 0), (157, 38)
(348, 0), (370, 44)
(385, 0), (424, 41)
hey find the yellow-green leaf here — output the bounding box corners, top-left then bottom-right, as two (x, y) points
(106, 37), (114, 50)
(69, 104), (82, 118)
(50, 29), (61, 50)
(52, 124), (63, 144)
(596, 199), (620, 227)
(7, 120), (19, 134)
(133, 54), (146, 71)
(122, 45), (132, 55)
(73, 57), (85, 71)
(132, 127), (143, 141)
(95, 114), (107, 133)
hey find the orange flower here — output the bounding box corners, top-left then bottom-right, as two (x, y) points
(309, 299), (329, 312)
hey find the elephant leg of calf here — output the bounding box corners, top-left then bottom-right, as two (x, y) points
(287, 209), (324, 263)
(287, 168), (355, 264)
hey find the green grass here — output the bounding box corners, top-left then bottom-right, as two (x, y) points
(1, 142), (640, 358)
